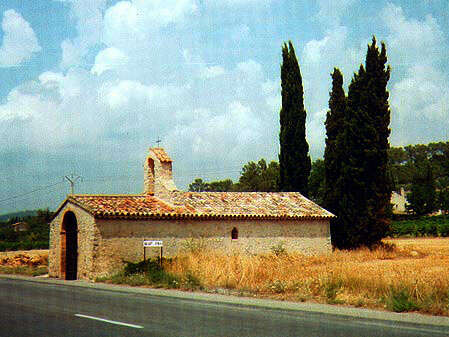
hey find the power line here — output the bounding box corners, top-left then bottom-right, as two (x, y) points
(0, 183), (65, 208)
(0, 180), (65, 205)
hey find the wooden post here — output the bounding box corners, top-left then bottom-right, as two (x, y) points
(160, 247), (163, 268)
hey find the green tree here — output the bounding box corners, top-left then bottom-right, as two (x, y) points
(388, 146), (412, 189)
(236, 159), (279, 192)
(188, 159), (279, 193)
(261, 161), (280, 192)
(387, 142), (449, 190)
(323, 68), (346, 244)
(406, 160), (437, 215)
(364, 37), (392, 245)
(308, 159), (325, 205)
(206, 179), (234, 192)
(188, 178), (208, 192)
(279, 41), (311, 196)
(438, 179), (449, 215)
(336, 37), (391, 249)
(189, 178), (235, 192)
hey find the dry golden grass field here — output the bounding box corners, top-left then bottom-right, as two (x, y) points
(165, 237), (449, 316)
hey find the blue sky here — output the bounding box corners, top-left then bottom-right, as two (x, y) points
(0, 0), (448, 214)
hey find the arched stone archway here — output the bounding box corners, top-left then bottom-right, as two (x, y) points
(60, 211), (78, 280)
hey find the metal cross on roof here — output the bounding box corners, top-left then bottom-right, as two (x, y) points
(155, 137), (162, 146)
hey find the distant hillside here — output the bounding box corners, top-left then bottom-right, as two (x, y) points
(0, 210), (38, 222)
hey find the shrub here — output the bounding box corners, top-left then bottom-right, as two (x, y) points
(425, 222), (438, 236)
(270, 242), (287, 256)
(124, 258), (162, 276)
(121, 258), (181, 289)
(390, 215), (449, 237)
(182, 271), (202, 290)
(438, 223), (449, 237)
(385, 287), (419, 312)
(323, 278), (343, 304)
(267, 280), (287, 294)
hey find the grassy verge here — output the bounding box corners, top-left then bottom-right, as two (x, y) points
(0, 265), (48, 276)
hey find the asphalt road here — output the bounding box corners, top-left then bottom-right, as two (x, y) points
(0, 277), (448, 337)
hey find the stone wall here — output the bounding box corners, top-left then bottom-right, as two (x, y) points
(93, 218), (331, 279)
(48, 203), (97, 279)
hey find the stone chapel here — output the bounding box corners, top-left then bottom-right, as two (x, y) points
(49, 148), (333, 280)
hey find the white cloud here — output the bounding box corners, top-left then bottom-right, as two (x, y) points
(200, 65), (225, 79)
(91, 47), (128, 75)
(166, 101), (261, 159)
(0, 69), (113, 153)
(103, 0), (198, 49)
(390, 65), (449, 145)
(59, 0), (106, 69)
(204, 0), (273, 6)
(315, 0), (356, 26)
(60, 40), (85, 70)
(0, 89), (41, 121)
(181, 49), (227, 80)
(381, 3), (449, 146)
(261, 79), (279, 112)
(230, 24), (250, 41)
(300, 26), (364, 156)
(39, 72), (65, 88)
(102, 80), (182, 109)
(237, 59), (263, 77)
(382, 2), (445, 68)
(0, 84), (68, 153)
(306, 109), (327, 159)
(0, 9), (41, 67)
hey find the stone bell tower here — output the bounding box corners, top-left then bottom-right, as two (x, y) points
(144, 147), (177, 198)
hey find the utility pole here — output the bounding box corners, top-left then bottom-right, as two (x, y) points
(64, 174), (82, 194)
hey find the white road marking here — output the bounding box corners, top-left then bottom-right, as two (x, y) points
(75, 314), (144, 329)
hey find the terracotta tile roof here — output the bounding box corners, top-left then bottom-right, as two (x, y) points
(150, 147), (172, 162)
(66, 195), (182, 219)
(167, 192), (334, 219)
(64, 192), (334, 220)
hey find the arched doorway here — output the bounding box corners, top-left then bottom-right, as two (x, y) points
(60, 211), (78, 280)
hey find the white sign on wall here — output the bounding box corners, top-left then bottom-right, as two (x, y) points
(143, 240), (163, 247)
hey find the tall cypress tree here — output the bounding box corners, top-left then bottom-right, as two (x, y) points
(324, 68), (346, 247)
(364, 37), (391, 246)
(338, 65), (369, 248)
(336, 37), (391, 248)
(279, 41), (311, 196)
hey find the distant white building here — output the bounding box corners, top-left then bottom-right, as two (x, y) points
(391, 188), (407, 214)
